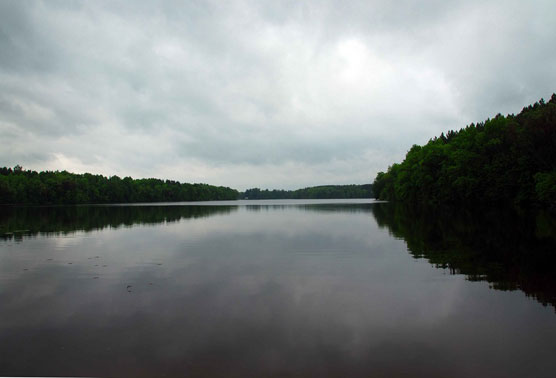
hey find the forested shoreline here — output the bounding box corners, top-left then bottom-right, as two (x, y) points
(241, 184), (373, 199)
(6, 95), (554, 207)
(0, 167), (238, 204)
(372, 95), (556, 208)
(0, 167), (374, 205)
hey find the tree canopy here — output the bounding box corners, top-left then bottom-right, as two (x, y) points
(241, 184), (373, 200)
(0, 168), (238, 205)
(372, 94), (556, 208)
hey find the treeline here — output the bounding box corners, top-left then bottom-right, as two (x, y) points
(373, 94), (556, 208)
(241, 184), (373, 200)
(0, 167), (238, 204)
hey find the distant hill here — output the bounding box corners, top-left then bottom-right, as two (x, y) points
(241, 184), (373, 200)
(373, 94), (556, 208)
(0, 167), (238, 205)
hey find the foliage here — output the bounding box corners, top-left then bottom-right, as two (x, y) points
(372, 94), (556, 208)
(0, 168), (238, 205)
(241, 184), (373, 200)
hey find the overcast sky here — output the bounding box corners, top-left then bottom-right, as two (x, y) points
(1, 1), (555, 190)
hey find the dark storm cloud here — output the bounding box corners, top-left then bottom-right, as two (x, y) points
(1, 0), (555, 189)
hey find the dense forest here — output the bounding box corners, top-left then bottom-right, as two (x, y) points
(241, 184), (373, 199)
(0, 167), (238, 205)
(372, 94), (556, 208)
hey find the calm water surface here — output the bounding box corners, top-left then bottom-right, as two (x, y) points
(1, 199), (555, 377)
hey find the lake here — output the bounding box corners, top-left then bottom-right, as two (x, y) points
(1, 199), (555, 377)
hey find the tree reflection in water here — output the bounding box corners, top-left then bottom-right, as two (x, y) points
(370, 202), (556, 310)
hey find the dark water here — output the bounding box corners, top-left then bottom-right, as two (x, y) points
(1, 199), (555, 377)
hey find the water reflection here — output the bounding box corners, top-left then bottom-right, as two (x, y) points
(0, 202), (374, 241)
(370, 202), (556, 309)
(244, 203), (375, 213)
(0, 205), (237, 239)
(1, 201), (555, 377)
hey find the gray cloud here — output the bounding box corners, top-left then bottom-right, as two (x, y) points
(1, 0), (555, 190)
